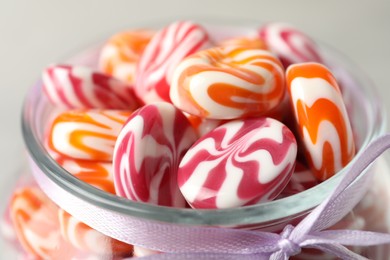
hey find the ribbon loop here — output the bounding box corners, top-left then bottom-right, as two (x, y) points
(278, 225), (301, 256)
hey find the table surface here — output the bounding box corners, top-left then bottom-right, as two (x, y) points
(0, 1), (389, 257)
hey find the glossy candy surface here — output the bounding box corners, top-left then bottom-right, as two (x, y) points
(48, 110), (132, 161)
(286, 62), (355, 180)
(42, 65), (139, 110)
(170, 46), (285, 119)
(99, 30), (155, 84)
(259, 23), (323, 67)
(113, 102), (197, 207)
(178, 117), (297, 209)
(135, 21), (211, 103)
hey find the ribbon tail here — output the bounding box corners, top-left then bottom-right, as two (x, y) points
(140, 253), (270, 260)
(309, 230), (390, 246)
(309, 243), (369, 260)
(269, 250), (288, 260)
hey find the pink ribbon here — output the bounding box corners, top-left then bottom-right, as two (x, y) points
(30, 134), (390, 259)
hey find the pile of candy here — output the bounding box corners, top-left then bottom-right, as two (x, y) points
(5, 21), (358, 258)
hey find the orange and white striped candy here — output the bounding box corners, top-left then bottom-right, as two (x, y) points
(99, 30), (155, 84)
(170, 46), (285, 119)
(48, 110), (132, 161)
(286, 62), (355, 180)
(9, 187), (77, 258)
(218, 36), (268, 50)
(58, 209), (133, 256)
(56, 158), (115, 194)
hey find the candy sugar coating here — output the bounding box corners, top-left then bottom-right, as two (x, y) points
(259, 23), (323, 68)
(135, 21), (211, 103)
(48, 110), (132, 161)
(178, 117), (297, 209)
(42, 65), (140, 110)
(99, 30), (155, 84)
(113, 102), (197, 207)
(170, 46), (285, 119)
(58, 209), (133, 256)
(286, 62), (355, 180)
(56, 158), (115, 194)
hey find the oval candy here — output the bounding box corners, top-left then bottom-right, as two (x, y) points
(135, 21), (211, 103)
(286, 62), (355, 180)
(113, 102), (197, 207)
(178, 117), (297, 209)
(42, 64), (140, 110)
(170, 46), (285, 119)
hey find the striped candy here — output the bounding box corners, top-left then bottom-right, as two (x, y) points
(58, 209), (133, 256)
(56, 158), (115, 194)
(42, 65), (140, 110)
(286, 62), (355, 180)
(178, 117), (297, 209)
(170, 46), (285, 119)
(184, 112), (224, 137)
(99, 30), (155, 84)
(9, 187), (75, 258)
(48, 110), (132, 161)
(218, 36), (268, 50)
(259, 23), (323, 68)
(113, 102), (197, 207)
(135, 21), (211, 103)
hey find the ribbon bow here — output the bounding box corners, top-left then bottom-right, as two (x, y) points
(31, 135), (390, 260)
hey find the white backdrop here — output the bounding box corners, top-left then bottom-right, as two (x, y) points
(0, 0), (389, 257)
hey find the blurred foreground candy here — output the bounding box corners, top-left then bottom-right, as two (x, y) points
(113, 102), (197, 207)
(218, 36), (268, 50)
(42, 65), (140, 110)
(48, 110), (132, 161)
(170, 47), (285, 119)
(286, 62), (355, 180)
(99, 30), (155, 84)
(135, 21), (211, 103)
(259, 23), (323, 67)
(178, 117), (297, 209)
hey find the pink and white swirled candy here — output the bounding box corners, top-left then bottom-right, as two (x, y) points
(178, 117), (297, 209)
(259, 22), (323, 67)
(42, 64), (139, 110)
(135, 21), (211, 103)
(113, 102), (197, 207)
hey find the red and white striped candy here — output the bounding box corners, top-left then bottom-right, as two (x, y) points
(56, 158), (115, 194)
(178, 117), (297, 209)
(170, 46), (285, 119)
(58, 209), (133, 256)
(259, 23), (323, 68)
(135, 21), (211, 103)
(113, 102), (197, 207)
(48, 110), (132, 161)
(286, 62), (355, 180)
(42, 65), (140, 110)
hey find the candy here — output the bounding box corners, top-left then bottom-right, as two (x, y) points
(218, 36), (268, 50)
(178, 117), (297, 209)
(259, 23), (323, 67)
(135, 21), (211, 103)
(170, 46), (285, 119)
(113, 102), (197, 207)
(48, 110), (132, 161)
(58, 209), (133, 256)
(133, 246), (159, 257)
(42, 65), (140, 110)
(9, 187), (76, 258)
(56, 158), (115, 194)
(99, 30), (155, 84)
(286, 62), (355, 180)
(184, 112), (224, 137)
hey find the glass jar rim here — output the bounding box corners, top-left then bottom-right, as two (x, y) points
(21, 22), (386, 226)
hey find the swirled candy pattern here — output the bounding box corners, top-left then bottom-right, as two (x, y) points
(170, 47), (285, 119)
(286, 62), (355, 180)
(42, 65), (140, 110)
(56, 158), (115, 194)
(178, 117), (297, 209)
(58, 209), (133, 256)
(259, 23), (323, 67)
(113, 102), (197, 207)
(99, 30), (155, 84)
(48, 110), (132, 161)
(135, 21), (211, 103)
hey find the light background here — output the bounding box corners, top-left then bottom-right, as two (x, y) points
(0, 0), (389, 257)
